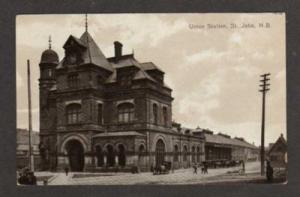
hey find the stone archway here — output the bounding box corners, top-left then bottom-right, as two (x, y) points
(65, 140), (84, 171)
(106, 144), (115, 167)
(117, 144), (126, 167)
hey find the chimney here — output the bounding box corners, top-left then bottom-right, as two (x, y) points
(114, 41), (123, 61)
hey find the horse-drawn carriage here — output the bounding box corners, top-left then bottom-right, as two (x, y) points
(152, 161), (172, 175)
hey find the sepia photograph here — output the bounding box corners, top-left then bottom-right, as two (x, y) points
(16, 13), (287, 185)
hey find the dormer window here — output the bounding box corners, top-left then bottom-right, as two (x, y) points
(67, 53), (77, 64)
(119, 74), (132, 87)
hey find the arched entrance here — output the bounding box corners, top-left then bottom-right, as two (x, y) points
(106, 145), (115, 167)
(65, 140), (84, 171)
(118, 144), (126, 167)
(138, 144), (146, 168)
(155, 139), (166, 166)
(95, 146), (104, 167)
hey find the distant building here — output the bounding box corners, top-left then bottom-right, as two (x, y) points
(267, 134), (287, 168)
(194, 129), (259, 163)
(16, 128), (40, 169)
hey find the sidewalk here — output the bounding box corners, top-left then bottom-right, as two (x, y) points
(35, 161), (262, 185)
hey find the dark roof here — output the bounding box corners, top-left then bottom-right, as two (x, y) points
(105, 56), (157, 84)
(40, 49), (59, 64)
(140, 62), (164, 73)
(268, 134), (287, 154)
(204, 133), (257, 149)
(57, 31), (113, 72)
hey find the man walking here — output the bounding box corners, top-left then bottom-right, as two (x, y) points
(64, 166), (69, 176)
(193, 164), (198, 174)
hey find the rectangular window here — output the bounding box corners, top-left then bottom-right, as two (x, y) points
(118, 103), (134, 123)
(98, 104), (103, 125)
(163, 107), (168, 126)
(68, 74), (79, 89)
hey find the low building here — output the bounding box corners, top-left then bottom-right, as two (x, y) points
(16, 128), (40, 169)
(267, 134), (287, 168)
(193, 129), (259, 163)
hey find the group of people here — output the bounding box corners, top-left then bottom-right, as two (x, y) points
(17, 168), (37, 185)
(193, 162), (209, 174)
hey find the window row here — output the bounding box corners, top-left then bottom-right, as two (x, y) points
(173, 145), (203, 162)
(65, 102), (135, 124)
(67, 74), (105, 89)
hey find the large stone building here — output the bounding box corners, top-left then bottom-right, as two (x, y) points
(39, 27), (205, 172)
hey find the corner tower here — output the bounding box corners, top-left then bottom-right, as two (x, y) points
(39, 36), (59, 170)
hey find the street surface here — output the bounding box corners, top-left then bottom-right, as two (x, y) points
(32, 161), (265, 185)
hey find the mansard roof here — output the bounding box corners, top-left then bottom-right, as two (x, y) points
(204, 132), (258, 149)
(105, 56), (158, 84)
(141, 62), (164, 73)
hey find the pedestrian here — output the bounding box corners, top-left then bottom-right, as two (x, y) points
(64, 166), (69, 176)
(241, 160), (245, 174)
(193, 164), (198, 174)
(266, 160), (274, 182)
(204, 162), (208, 174)
(18, 172), (28, 185)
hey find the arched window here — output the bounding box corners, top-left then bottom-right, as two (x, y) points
(183, 145), (188, 162)
(197, 146), (200, 162)
(163, 106), (168, 126)
(138, 144), (145, 157)
(191, 146), (195, 163)
(153, 103), (158, 124)
(118, 103), (134, 123)
(98, 104), (103, 125)
(174, 145), (179, 162)
(66, 104), (81, 124)
(95, 146), (104, 167)
(68, 74), (79, 88)
(155, 139), (165, 166)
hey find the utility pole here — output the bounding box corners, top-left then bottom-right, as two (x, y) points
(259, 73), (270, 176)
(27, 59), (34, 171)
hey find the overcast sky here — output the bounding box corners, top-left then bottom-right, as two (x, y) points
(16, 13), (286, 146)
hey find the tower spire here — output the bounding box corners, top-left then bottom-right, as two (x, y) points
(85, 14), (88, 32)
(48, 35), (52, 49)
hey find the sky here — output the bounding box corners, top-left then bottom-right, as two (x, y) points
(16, 13), (286, 146)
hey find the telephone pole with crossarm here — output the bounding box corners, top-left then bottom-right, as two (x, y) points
(259, 73), (270, 176)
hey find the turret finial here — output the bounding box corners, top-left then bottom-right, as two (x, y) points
(48, 35), (52, 49)
(85, 14), (88, 32)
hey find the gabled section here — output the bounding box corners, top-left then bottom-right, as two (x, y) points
(58, 32), (113, 72)
(268, 134), (287, 154)
(63, 35), (86, 49)
(79, 31), (113, 72)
